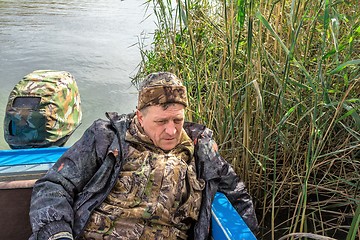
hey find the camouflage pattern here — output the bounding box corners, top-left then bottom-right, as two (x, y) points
(4, 70), (82, 149)
(137, 72), (188, 110)
(29, 112), (258, 240)
(81, 116), (204, 239)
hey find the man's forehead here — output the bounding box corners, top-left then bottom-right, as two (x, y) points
(146, 104), (185, 117)
(154, 114), (184, 120)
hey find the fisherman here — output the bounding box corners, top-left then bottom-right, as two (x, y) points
(28, 72), (258, 240)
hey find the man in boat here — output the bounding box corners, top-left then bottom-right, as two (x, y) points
(29, 72), (258, 240)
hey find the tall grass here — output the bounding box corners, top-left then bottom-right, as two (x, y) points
(133, 0), (360, 239)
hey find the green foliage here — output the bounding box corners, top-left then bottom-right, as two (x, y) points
(347, 203), (360, 240)
(134, 0), (360, 239)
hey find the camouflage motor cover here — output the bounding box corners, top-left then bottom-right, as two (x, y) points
(4, 70), (82, 149)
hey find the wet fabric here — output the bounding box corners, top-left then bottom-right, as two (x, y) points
(81, 116), (204, 239)
(4, 70), (82, 149)
(28, 112), (258, 240)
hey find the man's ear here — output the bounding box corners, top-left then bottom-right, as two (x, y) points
(136, 110), (143, 126)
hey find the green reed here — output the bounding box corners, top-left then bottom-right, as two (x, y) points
(134, 0), (360, 239)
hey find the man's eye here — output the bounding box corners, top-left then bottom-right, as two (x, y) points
(156, 120), (166, 124)
(174, 119), (183, 124)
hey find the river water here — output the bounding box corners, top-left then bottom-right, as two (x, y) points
(0, 0), (156, 149)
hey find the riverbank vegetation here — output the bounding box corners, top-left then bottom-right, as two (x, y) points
(133, 0), (359, 239)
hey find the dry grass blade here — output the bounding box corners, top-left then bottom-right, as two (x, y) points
(134, 0), (360, 239)
(278, 233), (338, 240)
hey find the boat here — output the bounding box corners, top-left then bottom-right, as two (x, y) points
(0, 147), (257, 240)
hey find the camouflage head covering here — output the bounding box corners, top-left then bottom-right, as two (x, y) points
(4, 70), (82, 149)
(137, 72), (188, 110)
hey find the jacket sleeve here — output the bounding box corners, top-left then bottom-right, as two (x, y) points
(217, 162), (259, 232)
(197, 128), (259, 232)
(29, 119), (115, 240)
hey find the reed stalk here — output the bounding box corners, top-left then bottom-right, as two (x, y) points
(134, 0), (360, 239)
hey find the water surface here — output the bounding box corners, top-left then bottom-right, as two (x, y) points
(0, 0), (155, 149)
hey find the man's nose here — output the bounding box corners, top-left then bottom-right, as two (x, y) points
(165, 122), (177, 135)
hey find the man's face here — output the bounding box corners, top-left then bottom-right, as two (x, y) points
(136, 103), (185, 151)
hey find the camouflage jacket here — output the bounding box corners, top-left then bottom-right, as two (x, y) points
(29, 112), (258, 240)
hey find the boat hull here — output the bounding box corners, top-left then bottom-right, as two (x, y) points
(0, 147), (256, 240)
(0, 185), (33, 240)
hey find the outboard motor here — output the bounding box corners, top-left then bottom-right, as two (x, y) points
(4, 70), (82, 149)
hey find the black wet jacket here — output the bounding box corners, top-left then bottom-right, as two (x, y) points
(29, 112), (258, 240)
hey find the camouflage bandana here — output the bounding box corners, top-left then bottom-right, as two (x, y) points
(137, 72), (188, 110)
